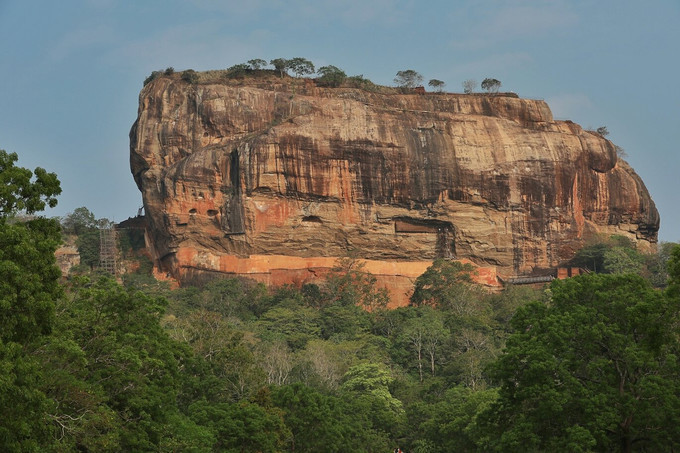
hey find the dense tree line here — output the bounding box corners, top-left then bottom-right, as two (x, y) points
(144, 59), (509, 96)
(2, 150), (680, 451)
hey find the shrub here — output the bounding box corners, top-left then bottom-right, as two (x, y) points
(596, 126), (609, 137)
(317, 65), (347, 87)
(181, 69), (199, 84)
(143, 70), (163, 86)
(462, 79), (477, 94)
(345, 75), (378, 91)
(226, 63), (250, 79)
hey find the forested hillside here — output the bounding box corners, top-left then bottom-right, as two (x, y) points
(3, 150), (680, 452)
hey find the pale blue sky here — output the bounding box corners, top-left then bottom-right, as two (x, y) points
(1, 0), (678, 241)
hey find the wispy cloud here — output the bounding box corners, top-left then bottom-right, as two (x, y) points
(189, 0), (415, 27)
(307, 0), (415, 26)
(83, 0), (117, 7)
(189, 0), (271, 17)
(450, 0), (578, 50)
(482, 3), (577, 39)
(47, 25), (118, 62)
(545, 93), (594, 120)
(97, 0), (419, 75)
(448, 52), (534, 79)
(103, 21), (264, 72)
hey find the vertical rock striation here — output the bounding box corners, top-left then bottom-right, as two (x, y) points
(130, 74), (658, 304)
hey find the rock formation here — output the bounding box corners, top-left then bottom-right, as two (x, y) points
(130, 72), (658, 305)
(55, 245), (80, 275)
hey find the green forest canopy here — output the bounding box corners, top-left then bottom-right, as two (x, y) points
(2, 149), (680, 452)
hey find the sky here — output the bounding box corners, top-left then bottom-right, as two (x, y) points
(0, 0), (678, 241)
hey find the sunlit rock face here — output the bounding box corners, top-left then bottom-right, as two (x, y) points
(130, 74), (658, 305)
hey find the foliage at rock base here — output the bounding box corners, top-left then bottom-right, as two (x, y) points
(1, 150), (678, 451)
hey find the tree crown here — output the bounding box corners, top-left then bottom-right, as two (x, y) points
(317, 65), (347, 87)
(394, 70), (424, 89)
(481, 78), (501, 93)
(428, 79), (445, 92)
(0, 150), (61, 217)
(287, 57), (315, 77)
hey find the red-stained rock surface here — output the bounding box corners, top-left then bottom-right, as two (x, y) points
(130, 73), (658, 305)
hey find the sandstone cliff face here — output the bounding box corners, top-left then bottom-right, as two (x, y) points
(130, 74), (658, 303)
(55, 245), (80, 275)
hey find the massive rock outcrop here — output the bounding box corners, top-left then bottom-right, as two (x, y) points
(130, 73), (658, 305)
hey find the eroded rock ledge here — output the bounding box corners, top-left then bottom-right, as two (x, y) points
(130, 74), (658, 305)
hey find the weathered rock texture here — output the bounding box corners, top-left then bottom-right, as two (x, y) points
(130, 74), (658, 305)
(55, 245), (80, 275)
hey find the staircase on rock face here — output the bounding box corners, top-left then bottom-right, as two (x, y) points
(99, 226), (117, 275)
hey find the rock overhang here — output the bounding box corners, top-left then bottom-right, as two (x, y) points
(130, 73), (659, 305)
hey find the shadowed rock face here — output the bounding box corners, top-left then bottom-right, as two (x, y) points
(130, 74), (658, 302)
